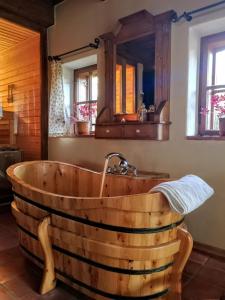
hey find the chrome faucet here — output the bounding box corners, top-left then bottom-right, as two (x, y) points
(105, 152), (137, 176)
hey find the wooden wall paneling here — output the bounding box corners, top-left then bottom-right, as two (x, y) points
(0, 7), (50, 160)
(0, 111), (15, 144)
(0, 19), (38, 52)
(0, 35), (41, 160)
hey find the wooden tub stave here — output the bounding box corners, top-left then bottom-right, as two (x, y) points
(8, 161), (193, 300)
(12, 203), (177, 298)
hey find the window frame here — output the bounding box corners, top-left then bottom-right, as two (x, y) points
(74, 64), (98, 132)
(198, 31), (225, 136)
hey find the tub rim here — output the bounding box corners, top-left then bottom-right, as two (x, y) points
(6, 160), (166, 200)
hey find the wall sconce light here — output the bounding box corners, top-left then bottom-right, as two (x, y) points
(7, 84), (15, 103)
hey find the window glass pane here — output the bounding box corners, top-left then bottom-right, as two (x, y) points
(63, 82), (71, 116)
(215, 49), (225, 85)
(77, 73), (88, 102)
(91, 71), (98, 101)
(126, 64), (135, 114)
(207, 52), (213, 86)
(116, 64), (122, 113)
(205, 89), (225, 130)
(76, 103), (84, 120)
(75, 66), (98, 133)
(90, 102), (97, 131)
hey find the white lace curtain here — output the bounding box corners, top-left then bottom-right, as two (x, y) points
(48, 60), (67, 136)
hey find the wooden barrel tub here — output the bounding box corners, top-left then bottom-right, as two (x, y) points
(7, 161), (193, 300)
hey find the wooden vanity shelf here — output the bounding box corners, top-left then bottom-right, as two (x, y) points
(96, 9), (173, 141)
(96, 122), (170, 140)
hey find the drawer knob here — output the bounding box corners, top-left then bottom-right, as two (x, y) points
(106, 129), (110, 133)
(136, 129), (141, 133)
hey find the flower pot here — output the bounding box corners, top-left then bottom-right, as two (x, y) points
(75, 121), (90, 135)
(219, 118), (225, 136)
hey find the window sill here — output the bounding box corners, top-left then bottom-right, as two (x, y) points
(49, 134), (95, 139)
(187, 135), (225, 141)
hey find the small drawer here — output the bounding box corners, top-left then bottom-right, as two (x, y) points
(124, 124), (156, 139)
(95, 125), (123, 138)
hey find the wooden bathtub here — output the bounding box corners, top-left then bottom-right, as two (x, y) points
(7, 161), (193, 300)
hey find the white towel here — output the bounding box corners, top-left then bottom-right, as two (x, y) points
(150, 175), (214, 215)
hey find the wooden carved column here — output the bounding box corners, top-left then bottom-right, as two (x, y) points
(154, 11), (174, 113)
(100, 33), (116, 122)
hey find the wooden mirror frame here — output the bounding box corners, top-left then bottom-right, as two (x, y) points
(96, 10), (174, 140)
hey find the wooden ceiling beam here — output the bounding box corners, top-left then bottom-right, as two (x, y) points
(53, 0), (64, 4)
(0, 0), (64, 29)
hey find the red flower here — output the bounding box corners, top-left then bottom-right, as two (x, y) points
(211, 93), (225, 117)
(200, 107), (209, 116)
(78, 103), (97, 120)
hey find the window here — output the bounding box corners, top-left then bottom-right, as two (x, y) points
(74, 65), (98, 132)
(115, 57), (136, 114)
(199, 32), (225, 135)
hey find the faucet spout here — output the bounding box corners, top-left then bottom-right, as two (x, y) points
(100, 152), (136, 197)
(105, 152), (126, 161)
(105, 152), (137, 176)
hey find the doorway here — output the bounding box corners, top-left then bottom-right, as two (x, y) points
(0, 18), (42, 160)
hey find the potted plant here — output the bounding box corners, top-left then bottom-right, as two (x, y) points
(73, 103), (97, 136)
(211, 94), (225, 136)
(201, 93), (225, 136)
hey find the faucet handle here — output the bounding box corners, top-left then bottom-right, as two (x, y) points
(119, 160), (128, 168)
(106, 166), (113, 174)
(127, 164), (138, 176)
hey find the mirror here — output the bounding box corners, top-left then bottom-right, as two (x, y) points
(96, 10), (173, 140)
(115, 34), (155, 117)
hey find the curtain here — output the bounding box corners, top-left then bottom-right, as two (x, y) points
(49, 60), (66, 136)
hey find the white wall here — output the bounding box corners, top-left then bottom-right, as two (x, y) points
(48, 0), (225, 250)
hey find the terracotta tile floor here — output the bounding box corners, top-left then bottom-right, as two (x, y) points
(0, 209), (225, 300)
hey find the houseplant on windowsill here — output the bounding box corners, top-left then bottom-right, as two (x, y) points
(211, 94), (225, 136)
(201, 94), (225, 136)
(73, 103), (97, 136)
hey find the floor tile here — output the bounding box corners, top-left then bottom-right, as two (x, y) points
(184, 260), (203, 278)
(188, 250), (209, 265)
(4, 271), (40, 298)
(206, 257), (225, 272)
(182, 273), (192, 287)
(195, 265), (225, 289)
(0, 255), (26, 284)
(0, 286), (14, 300)
(183, 277), (225, 300)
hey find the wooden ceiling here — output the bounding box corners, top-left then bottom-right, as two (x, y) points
(0, 19), (39, 54)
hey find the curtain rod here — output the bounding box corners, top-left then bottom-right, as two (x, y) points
(172, 0), (225, 23)
(48, 38), (100, 61)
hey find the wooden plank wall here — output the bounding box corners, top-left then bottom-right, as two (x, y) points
(0, 111), (15, 144)
(0, 36), (41, 160)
